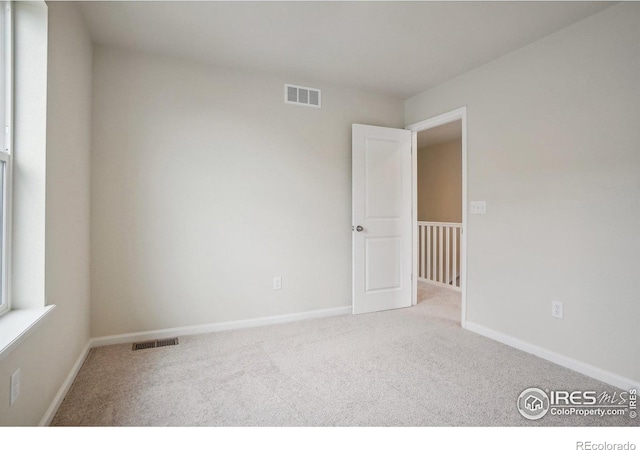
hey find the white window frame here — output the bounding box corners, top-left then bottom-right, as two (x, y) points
(0, 1), (13, 318)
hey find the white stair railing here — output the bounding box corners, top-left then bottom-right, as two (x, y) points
(418, 221), (462, 291)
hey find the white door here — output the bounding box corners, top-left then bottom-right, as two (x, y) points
(352, 124), (412, 314)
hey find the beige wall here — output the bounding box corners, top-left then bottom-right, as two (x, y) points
(417, 139), (462, 223)
(0, 2), (92, 425)
(406, 3), (640, 383)
(90, 46), (404, 337)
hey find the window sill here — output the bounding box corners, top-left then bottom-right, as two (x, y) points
(0, 305), (56, 362)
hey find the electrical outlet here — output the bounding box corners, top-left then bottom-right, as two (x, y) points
(10, 368), (20, 406)
(552, 301), (563, 319)
(273, 277), (282, 290)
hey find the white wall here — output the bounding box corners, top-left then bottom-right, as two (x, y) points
(91, 46), (404, 337)
(406, 3), (640, 383)
(0, 2), (92, 425)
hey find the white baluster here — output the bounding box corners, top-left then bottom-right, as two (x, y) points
(452, 227), (458, 287)
(446, 226), (450, 286)
(426, 225), (431, 281)
(420, 225), (425, 279)
(439, 226), (444, 283)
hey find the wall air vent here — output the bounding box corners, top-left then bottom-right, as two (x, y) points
(285, 84), (321, 108)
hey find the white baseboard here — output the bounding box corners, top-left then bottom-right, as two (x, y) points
(91, 305), (352, 348)
(464, 321), (639, 391)
(39, 340), (92, 426)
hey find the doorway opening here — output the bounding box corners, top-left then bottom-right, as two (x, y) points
(417, 120), (462, 289)
(407, 108), (467, 327)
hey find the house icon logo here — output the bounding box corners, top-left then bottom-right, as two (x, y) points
(517, 388), (550, 420)
(525, 395), (543, 411)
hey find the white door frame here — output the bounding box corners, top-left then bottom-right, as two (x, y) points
(406, 107), (468, 328)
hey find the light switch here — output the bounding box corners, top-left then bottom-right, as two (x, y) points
(470, 201), (487, 214)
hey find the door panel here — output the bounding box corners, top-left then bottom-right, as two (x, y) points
(366, 237), (402, 292)
(365, 138), (403, 219)
(353, 124), (412, 314)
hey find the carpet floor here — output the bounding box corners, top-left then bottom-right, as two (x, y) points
(51, 283), (636, 426)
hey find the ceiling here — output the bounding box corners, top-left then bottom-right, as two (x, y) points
(418, 120), (462, 149)
(78, 1), (613, 99)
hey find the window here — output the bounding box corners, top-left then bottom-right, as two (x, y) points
(0, 0), (54, 359)
(0, 1), (12, 317)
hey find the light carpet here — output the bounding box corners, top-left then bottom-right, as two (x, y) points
(51, 283), (636, 426)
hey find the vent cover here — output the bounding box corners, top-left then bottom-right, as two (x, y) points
(132, 337), (179, 351)
(285, 84), (321, 108)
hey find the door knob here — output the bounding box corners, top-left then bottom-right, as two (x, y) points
(355, 225), (364, 232)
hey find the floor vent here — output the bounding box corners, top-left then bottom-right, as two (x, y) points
(132, 337), (179, 351)
(285, 84), (321, 108)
